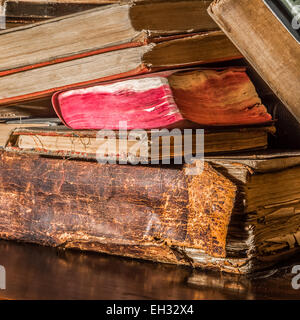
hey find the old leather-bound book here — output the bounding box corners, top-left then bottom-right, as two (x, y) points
(3, 0), (217, 30)
(0, 150), (300, 274)
(0, 2), (241, 105)
(0, 31), (241, 106)
(0, 1), (221, 75)
(207, 0), (300, 125)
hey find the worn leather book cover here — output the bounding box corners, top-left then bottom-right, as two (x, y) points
(208, 0), (300, 125)
(0, 151), (236, 260)
(0, 150), (300, 273)
(3, 0), (217, 31)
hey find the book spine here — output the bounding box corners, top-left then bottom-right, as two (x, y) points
(208, 0), (300, 124)
(0, 151), (236, 260)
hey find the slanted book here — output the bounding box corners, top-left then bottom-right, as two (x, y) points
(208, 0), (300, 125)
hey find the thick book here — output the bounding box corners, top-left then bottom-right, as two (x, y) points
(5, 125), (274, 160)
(0, 32), (240, 105)
(0, 150), (300, 273)
(0, 2), (221, 76)
(207, 0), (300, 125)
(3, 0), (217, 31)
(52, 68), (272, 129)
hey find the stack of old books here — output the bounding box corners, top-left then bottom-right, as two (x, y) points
(0, 0), (299, 274)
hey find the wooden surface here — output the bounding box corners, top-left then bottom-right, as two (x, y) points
(0, 239), (300, 300)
